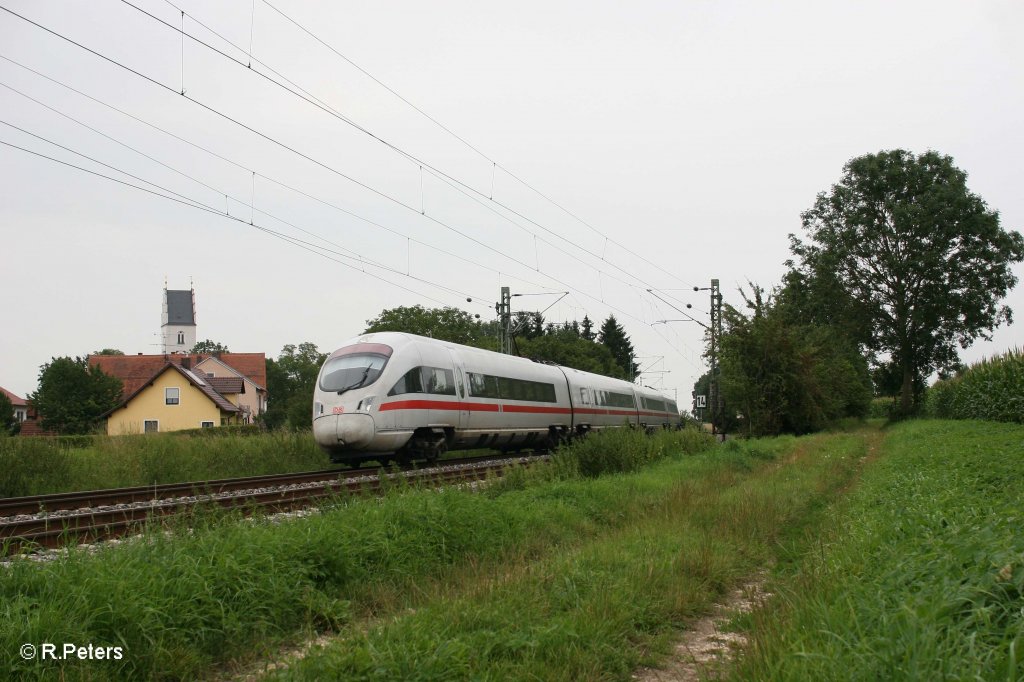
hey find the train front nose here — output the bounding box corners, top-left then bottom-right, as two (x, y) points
(313, 413), (375, 449)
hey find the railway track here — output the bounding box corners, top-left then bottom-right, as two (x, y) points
(0, 454), (540, 556)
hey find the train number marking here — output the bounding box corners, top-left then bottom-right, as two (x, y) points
(332, 406), (345, 414)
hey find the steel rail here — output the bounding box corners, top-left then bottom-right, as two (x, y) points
(0, 453), (516, 517)
(0, 456), (539, 555)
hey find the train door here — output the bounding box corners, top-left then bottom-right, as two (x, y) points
(447, 349), (469, 432)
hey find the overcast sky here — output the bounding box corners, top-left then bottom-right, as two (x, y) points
(2, 0), (1022, 403)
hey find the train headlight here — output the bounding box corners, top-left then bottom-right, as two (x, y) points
(314, 401), (323, 416)
(362, 396), (376, 411)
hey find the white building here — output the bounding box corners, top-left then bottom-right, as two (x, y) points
(161, 285), (197, 354)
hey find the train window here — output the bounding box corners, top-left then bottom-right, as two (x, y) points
(466, 373), (556, 402)
(604, 392), (636, 409)
(426, 368), (456, 395)
(580, 388), (591, 405)
(388, 367), (425, 396)
(645, 397), (666, 412)
(467, 373), (501, 399)
(320, 353), (389, 393)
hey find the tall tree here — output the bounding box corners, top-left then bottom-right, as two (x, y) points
(719, 285), (871, 436)
(518, 326), (625, 378)
(29, 357), (123, 434)
(263, 343), (327, 430)
(364, 305), (494, 348)
(91, 348), (125, 356)
(191, 339), (230, 354)
(792, 150), (1024, 414)
(597, 315), (638, 379)
(580, 315), (596, 341)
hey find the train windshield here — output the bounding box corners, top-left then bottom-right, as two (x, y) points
(319, 344), (392, 393)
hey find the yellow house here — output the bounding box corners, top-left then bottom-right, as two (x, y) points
(104, 363), (241, 435)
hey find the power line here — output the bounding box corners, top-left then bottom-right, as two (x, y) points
(0, 5), (572, 292)
(0, 3), (707, 387)
(0, 134), (471, 306)
(0, 54), (556, 293)
(120, 0), (687, 296)
(251, 0), (696, 290)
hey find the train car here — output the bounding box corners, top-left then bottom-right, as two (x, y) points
(312, 332), (678, 465)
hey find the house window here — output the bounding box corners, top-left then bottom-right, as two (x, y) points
(144, 420), (159, 433)
(177, 331), (184, 344)
(201, 421), (214, 428)
(165, 387), (180, 405)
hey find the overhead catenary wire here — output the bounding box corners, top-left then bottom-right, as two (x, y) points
(0, 134), (476, 307)
(0, 4), (708, 388)
(0, 5), (691, 340)
(0, 53), (559, 295)
(120, 0), (688, 297)
(252, 0), (697, 290)
(0, 9), (565, 293)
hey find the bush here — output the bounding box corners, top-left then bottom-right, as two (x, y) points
(554, 426), (713, 478)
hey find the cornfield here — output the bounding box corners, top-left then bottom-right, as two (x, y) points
(925, 348), (1024, 423)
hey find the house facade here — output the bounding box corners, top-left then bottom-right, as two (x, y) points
(103, 364), (241, 435)
(90, 352), (267, 425)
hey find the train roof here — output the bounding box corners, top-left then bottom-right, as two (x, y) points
(334, 332), (676, 405)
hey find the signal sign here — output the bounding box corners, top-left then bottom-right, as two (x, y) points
(695, 395), (707, 408)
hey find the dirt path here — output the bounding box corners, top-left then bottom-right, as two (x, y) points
(634, 427), (884, 681)
(632, 572), (771, 682)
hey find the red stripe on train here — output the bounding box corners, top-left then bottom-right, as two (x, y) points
(378, 400), (499, 412)
(376, 400), (670, 418)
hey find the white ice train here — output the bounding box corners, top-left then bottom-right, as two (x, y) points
(312, 332), (680, 465)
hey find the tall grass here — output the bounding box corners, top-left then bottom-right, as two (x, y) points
(1, 432), (723, 680)
(0, 431), (329, 497)
(276, 432), (867, 680)
(728, 420), (1024, 680)
(925, 347), (1024, 423)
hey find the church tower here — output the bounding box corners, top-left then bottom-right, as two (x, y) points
(161, 283), (197, 354)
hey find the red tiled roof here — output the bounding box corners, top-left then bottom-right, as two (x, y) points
(102, 363), (240, 417)
(89, 353), (267, 396)
(207, 377), (245, 395)
(0, 386), (28, 406)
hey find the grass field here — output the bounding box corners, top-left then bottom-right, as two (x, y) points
(5, 421), (1017, 680)
(726, 419), (1024, 680)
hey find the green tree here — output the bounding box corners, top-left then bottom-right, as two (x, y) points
(29, 357), (123, 434)
(91, 348), (125, 356)
(0, 392), (18, 436)
(580, 315), (596, 341)
(792, 150), (1024, 415)
(719, 286), (871, 436)
(364, 305), (495, 348)
(598, 315), (638, 379)
(518, 327), (625, 378)
(191, 339), (230, 354)
(263, 343), (327, 429)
